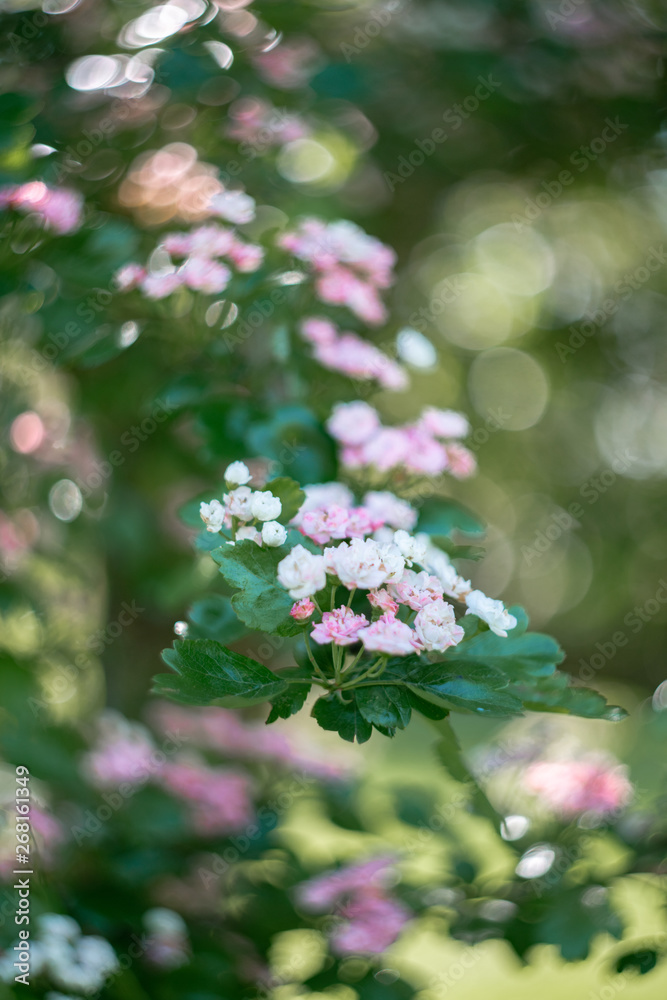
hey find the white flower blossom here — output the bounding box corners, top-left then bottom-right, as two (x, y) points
(277, 544), (327, 599)
(225, 486), (253, 521)
(250, 490), (283, 521)
(236, 526), (262, 545)
(262, 521), (288, 547)
(414, 599), (465, 652)
(465, 590), (517, 637)
(224, 460), (252, 486)
(200, 499), (225, 532)
(327, 537), (405, 590)
(392, 529), (428, 567)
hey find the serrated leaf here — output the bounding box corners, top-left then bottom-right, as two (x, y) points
(264, 476), (306, 524)
(406, 689), (449, 720)
(266, 683), (310, 723)
(311, 694), (372, 744)
(356, 685), (412, 732)
(212, 541), (294, 634)
(153, 638), (287, 707)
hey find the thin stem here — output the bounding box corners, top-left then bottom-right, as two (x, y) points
(346, 587), (356, 608)
(304, 634), (329, 684)
(330, 585), (338, 610)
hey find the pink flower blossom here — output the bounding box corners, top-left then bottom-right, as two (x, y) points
(445, 443), (477, 479)
(363, 492), (417, 531)
(359, 611), (418, 655)
(390, 569), (444, 611)
(413, 599), (464, 652)
(292, 482), (354, 528)
(209, 189), (256, 225)
(290, 598), (315, 621)
(311, 606), (369, 646)
(304, 320), (408, 389)
(300, 505), (351, 544)
(141, 271), (184, 300)
(179, 257), (231, 293)
(368, 589), (399, 614)
(331, 894), (411, 956)
(296, 856), (410, 956)
(327, 538), (404, 590)
(251, 37), (321, 90)
(326, 402), (380, 446)
(359, 428), (410, 471)
(418, 407), (470, 439)
(301, 317), (338, 345)
(524, 759), (633, 817)
(114, 263), (146, 291)
(297, 856), (398, 910)
(1, 182), (83, 233)
(402, 427), (449, 475)
(226, 239), (264, 272)
(160, 760), (254, 835)
(81, 714), (156, 788)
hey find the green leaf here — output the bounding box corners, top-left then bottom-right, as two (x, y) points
(396, 660), (524, 717)
(406, 689), (450, 720)
(311, 694), (373, 744)
(511, 673), (627, 720)
(264, 476), (306, 524)
(356, 685), (412, 732)
(212, 541), (294, 634)
(152, 639), (287, 707)
(615, 949), (659, 975)
(444, 612), (564, 679)
(188, 594), (247, 644)
(266, 682), (311, 723)
(417, 498), (485, 539)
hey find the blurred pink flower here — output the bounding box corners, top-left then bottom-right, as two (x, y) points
(160, 760), (253, 836)
(0, 182), (83, 233)
(296, 856), (410, 956)
(524, 758), (633, 817)
(326, 402), (380, 447)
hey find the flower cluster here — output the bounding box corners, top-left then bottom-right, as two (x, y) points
(150, 702), (351, 780)
(158, 758), (254, 836)
(278, 218), (396, 325)
(296, 856), (410, 956)
(276, 485), (517, 656)
(0, 182), (83, 234)
(524, 756), (633, 818)
(300, 316), (408, 389)
(200, 461), (287, 547)
(80, 710), (253, 836)
(115, 221), (264, 300)
(327, 402), (477, 478)
(0, 913), (118, 993)
(226, 96), (310, 150)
